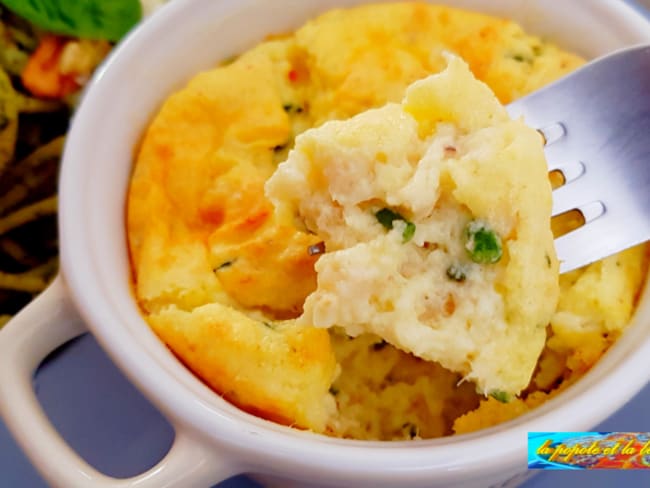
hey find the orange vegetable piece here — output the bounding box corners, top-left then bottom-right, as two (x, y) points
(21, 35), (80, 99)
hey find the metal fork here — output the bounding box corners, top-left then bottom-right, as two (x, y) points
(507, 44), (650, 273)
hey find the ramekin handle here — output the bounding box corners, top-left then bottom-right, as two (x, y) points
(0, 275), (242, 487)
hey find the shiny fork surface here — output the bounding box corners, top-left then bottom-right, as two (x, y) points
(507, 45), (650, 273)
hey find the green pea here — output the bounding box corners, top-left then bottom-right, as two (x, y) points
(465, 220), (502, 264)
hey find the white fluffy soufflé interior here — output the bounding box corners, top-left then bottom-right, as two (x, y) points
(266, 55), (560, 398)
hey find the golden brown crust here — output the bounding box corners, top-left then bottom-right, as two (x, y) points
(149, 303), (337, 429)
(127, 43), (336, 430)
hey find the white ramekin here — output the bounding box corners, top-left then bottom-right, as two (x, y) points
(0, 1), (649, 487)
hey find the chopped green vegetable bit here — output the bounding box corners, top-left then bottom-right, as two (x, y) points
(282, 103), (304, 114)
(375, 208), (402, 229)
(213, 259), (235, 272)
(375, 208), (416, 242)
(489, 390), (511, 403)
(464, 220), (502, 264)
(262, 321), (277, 330)
(328, 386), (340, 396)
(220, 55), (239, 66)
(446, 264), (467, 282)
(511, 54), (529, 63)
(402, 222), (416, 242)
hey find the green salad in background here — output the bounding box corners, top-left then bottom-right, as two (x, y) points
(0, 0), (159, 327)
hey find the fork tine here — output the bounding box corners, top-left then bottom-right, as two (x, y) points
(553, 161), (585, 184)
(555, 222), (605, 273)
(551, 179), (591, 216)
(538, 123), (566, 146)
(508, 45), (650, 272)
(542, 142), (582, 173)
(556, 216), (645, 273)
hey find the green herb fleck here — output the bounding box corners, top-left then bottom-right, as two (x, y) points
(282, 103), (304, 114)
(329, 386), (339, 396)
(262, 321), (277, 330)
(273, 144), (287, 153)
(402, 222), (416, 242)
(464, 220), (502, 264)
(375, 208), (416, 243)
(545, 253), (551, 268)
(446, 264), (467, 282)
(214, 260), (235, 272)
(375, 208), (402, 229)
(510, 51), (534, 64)
(489, 390), (511, 403)
(221, 55), (239, 66)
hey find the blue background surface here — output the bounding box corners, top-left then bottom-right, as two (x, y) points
(1, 1), (649, 486)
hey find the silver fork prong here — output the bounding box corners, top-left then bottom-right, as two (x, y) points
(556, 214), (644, 274)
(542, 142), (576, 172)
(578, 201), (606, 223)
(552, 161), (585, 184)
(546, 158), (566, 173)
(551, 178), (590, 217)
(538, 123), (566, 146)
(508, 45), (650, 273)
(555, 219), (606, 273)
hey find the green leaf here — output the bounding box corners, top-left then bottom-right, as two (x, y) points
(464, 220), (502, 264)
(0, 0), (143, 41)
